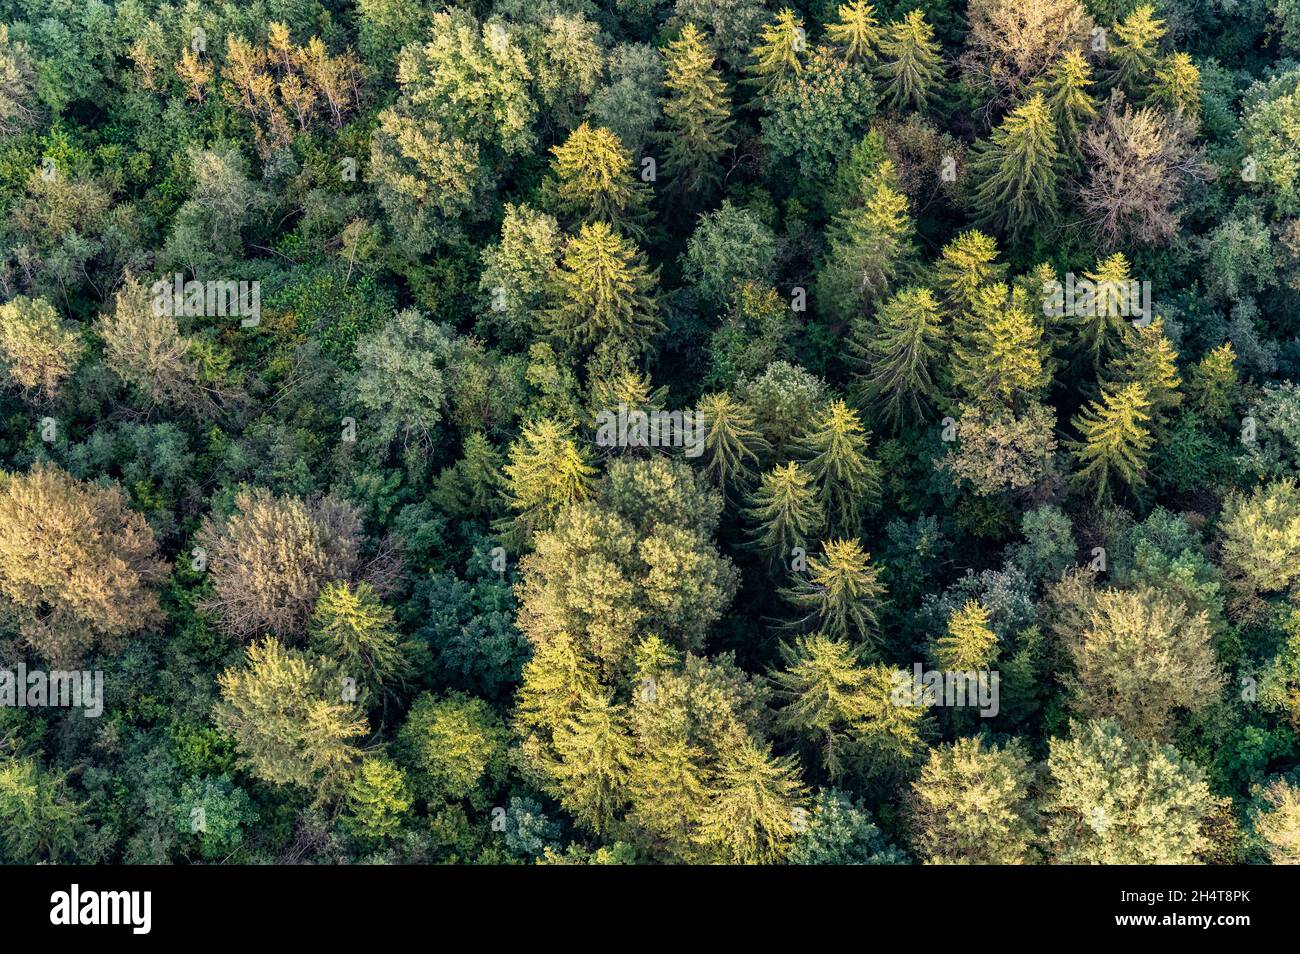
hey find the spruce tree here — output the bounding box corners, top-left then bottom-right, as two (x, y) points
(547, 693), (634, 834)
(932, 599), (999, 671)
(548, 122), (649, 231)
(745, 462), (825, 562)
(1073, 252), (1136, 369)
(1186, 342), (1237, 423)
(819, 162), (915, 320)
(826, 0), (883, 65)
(951, 283), (1050, 409)
(695, 737), (806, 864)
(696, 391), (769, 498)
(970, 94), (1061, 240)
(876, 10), (944, 113)
(1108, 4), (1165, 96)
(850, 285), (944, 430)
(771, 633), (873, 779)
(1106, 317), (1182, 424)
(544, 221), (661, 355)
(747, 9), (807, 95)
(501, 418), (596, 541)
(1068, 381), (1154, 502)
(797, 399), (882, 531)
(660, 24), (734, 195)
(1036, 51), (1097, 164)
(1150, 52), (1200, 119)
(933, 229), (1007, 313)
(784, 538), (887, 646)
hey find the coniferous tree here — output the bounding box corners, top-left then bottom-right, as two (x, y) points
(747, 9), (807, 95)
(850, 286), (944, 430)
(1107, 317), (1182, 424)
(696, 391), (769, 498)
(876, 10), (944, 113)
(548, 122), (650, 231)
(932, 599), (1000, 671)
(1151, 52), (1200, 119)
(501, 418), (597, 542)
(1036, 50), (1097, 164)
(819, 162), (915, 320)
(771, 633), (873, 779)
(660, 24), (734, 196)
(695, 737), (806, 865)
(1068, 382), (1154, 502)
(545, 221), (660, 356)
(933, 229), (1007, 313)
(746, 462), (825, 562)
(784, 538), (887, 646)
(309, 581), (411, 706)
(1071, 252), (1137, 369)
(826, 1), (883, 65)
(1186, 342), (1237, 423)
(951, 283), (1050, 409)
(910, 737), (1040, 864)
(1108, 4), (1165, 95)
(215, 637), (369, 798)
(970, 94), (1061, 240)
(548, 693), (634, 834)
(797, 399), (882, 531)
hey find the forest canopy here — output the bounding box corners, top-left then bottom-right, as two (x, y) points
(1, 0), (1299, 866)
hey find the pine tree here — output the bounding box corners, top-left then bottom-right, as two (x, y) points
(932, 599), (999, 671)
(696, 391), (770, 498)
(951, 283), (1050, 409)
(696, 737), (806, 864)
(1068, 382), (1154, 502)
(545, 221), (660, 355)
(548, 122), (650, 231)
(1150, 52), (1200, 120)
(971, 94), (1061, 240)
(1108, 4), (1165, 96)
(850, 285), (944, 430)
(747, 9), (807, 95)
(501, 418), (596, 541)
(746, 462), (825, 561)
(1036, 51), (1097, 164)
(660, 24), (733, 195)
(876, 10), (944, 113)
(933, 229), (1007, 313)
(798, 399), (882, 531)
(784, 538), (887, 646)
(826, 0), (883, 65)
